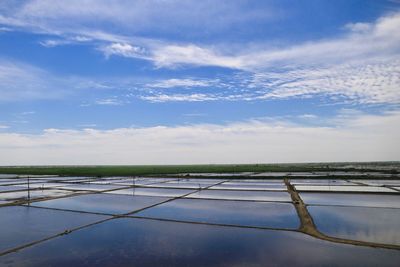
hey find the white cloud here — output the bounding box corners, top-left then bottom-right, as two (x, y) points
(0, 111), (399, 165)
(151, 45), (243, 69)
(0, 125), (9, 129)
(147, 78), (214, 89)
(141, 93), (218, 103)
(298, 114), (318, 119)
(1, 2), (399, 105)
(99, 43), (149, 60)
(249, 59), (400, 104)
(39, 36), (91, 47)
(344, 22), (372, 33)
(95, 98), (125, 106)
(0, 0), (276, 36)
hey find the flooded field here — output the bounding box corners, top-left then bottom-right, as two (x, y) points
(0, 175), (399, 266)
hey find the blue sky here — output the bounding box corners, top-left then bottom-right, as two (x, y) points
(0, 0), (399, 164)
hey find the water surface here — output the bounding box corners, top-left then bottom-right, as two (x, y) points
(309, 205), (400, 245)
(301, 193), (400, 208)
(0, 206), (108, 253)
(135, 198), (299, 229)
(186, 190), (291, 202)
(1, 217), (399, 267)
(31, 194), (169, 215)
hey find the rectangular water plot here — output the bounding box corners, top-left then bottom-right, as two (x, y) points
(290, 179), (355, 185)
(145, 182), (215, 189)
(175, 179), (226, 183)
(295, 185), (396, 193)
(350, 180), (400, 186)
(224, 180), (285, 185)
(210, 183), (286, 191)
(14, 182), (68, 189)
(0, 179), (29, 185)
(0, 189), (76, 202)
(1, 217), (400, 267)
(0, 185), (26, 192)
(0, 174), (18, 179)
(309, 205), (400, 246)
(186, 189), (292, 202)
(301, 193), (400, 208)
(31, 193), (169, 215)
(0, 206), (109, 253)
(135, 198), (299, 229)
(84, 178), (136, 185)
(54, 183), (126, 192)
(106, 187), (195, 198)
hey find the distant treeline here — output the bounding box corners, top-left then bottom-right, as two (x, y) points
(0, 163), (398, 177)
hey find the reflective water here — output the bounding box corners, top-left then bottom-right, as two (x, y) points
(290, 179), (355, 185)
(186, 190), (291, 202)
(0, 180), (28, 185)
(14, 183), (67, 189)
(171, 179), (225, 183)
(145, 182), (214, 189)
(135, 198), (299, 229)
(181, 172), (254, 176)
(210, 183), (286, 191)
(0, 185), (25, 192)
(309, 206), (400, 245)
(1, 217), (399, 267)
(351, 180), (400, 186)
(295, 185), (396, 193)
(223, 181), (285, 186)
(0, 174), (18, 178)
(0, 206), (108, 253)
(107, 187), (195, 197)
(31, 194), (169, 215)
(301, 193), (400, 208)
(54, 184), (126, 191)
(0, 189), (76, 201)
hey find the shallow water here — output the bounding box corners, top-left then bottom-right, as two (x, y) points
(0, 174), (18, 179)
(300, 192), (400, 208)
(290, 179), (355, 185)
(210, 183), (286, 191)
(0, 185), (25, 192)
(144, 182), (214, 189)
(1, 217), (399, 267)
(186, 189), (291, 202)
(309, 205), (400, 245)
(14, 182), (68, 189)
(0, 189), (76, 201)
(54, 183), (126, 191)
(31, 194), (169, 215)
(295, 185), (396, 193)
(135, 198), (299, 229)
(0, 179), (29, 185)
(0, 206), (108, 253)
(107, 187), (196, 197)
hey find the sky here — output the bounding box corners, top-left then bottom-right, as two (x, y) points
(0, 0), (399, 165)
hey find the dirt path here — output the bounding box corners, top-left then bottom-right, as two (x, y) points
(284, 178), (400, 250)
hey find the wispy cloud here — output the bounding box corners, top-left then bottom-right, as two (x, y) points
(39, 36), (91, 47)
(1, 2), (399, 105)
(141, 93), (219, 103)
(146, 78), (216, 89)
(95, 98), (126, 106)
(0, 60), (68, 101)
(0, 0), (277, 37)
(1, 110), (399, 164)
(99, 43), (149, 60)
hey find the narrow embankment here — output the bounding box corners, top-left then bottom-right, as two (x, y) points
(284, 178), (400, 250)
